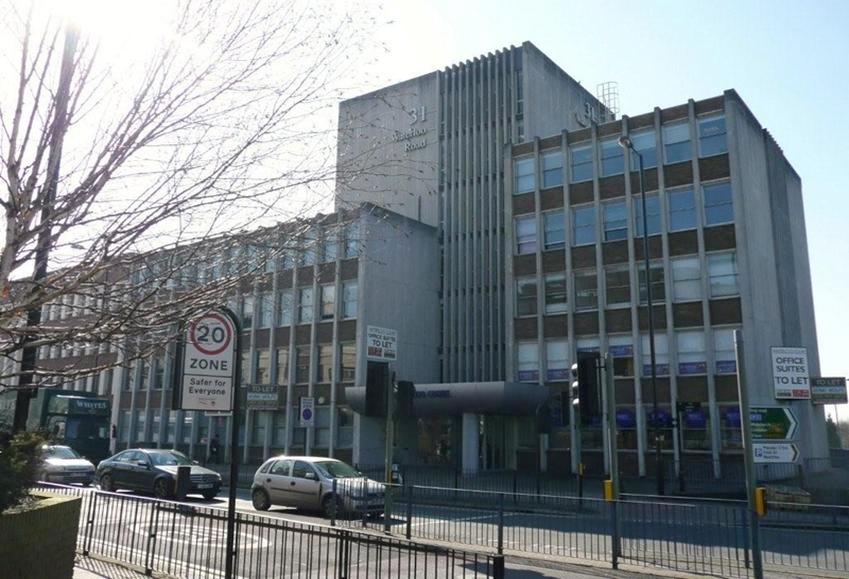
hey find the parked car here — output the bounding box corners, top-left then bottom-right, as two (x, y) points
(96, 448), (221, 500)
(39, 445), (96, 486)
(250, 455), (385, 518)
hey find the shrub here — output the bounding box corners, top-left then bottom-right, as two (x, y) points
(0, 431), (45, 512)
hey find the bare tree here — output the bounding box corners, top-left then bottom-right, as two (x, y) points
(0, 0), (382, 389)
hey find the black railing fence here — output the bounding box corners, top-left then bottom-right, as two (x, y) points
(39, 483), (501, 578)
(334, 481), (849, 578)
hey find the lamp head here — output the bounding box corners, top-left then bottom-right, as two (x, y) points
(617, 135), (633, 150)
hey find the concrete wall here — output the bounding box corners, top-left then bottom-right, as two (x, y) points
(522, 42), (608, 140)
(353, 207), (440, 465)
(336, 75), (440, 226)
(727, 92), (827, 461)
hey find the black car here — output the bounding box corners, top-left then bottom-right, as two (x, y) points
(96, 448), (221, 500)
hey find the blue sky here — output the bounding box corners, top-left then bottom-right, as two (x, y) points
(365, 0), (849, 418)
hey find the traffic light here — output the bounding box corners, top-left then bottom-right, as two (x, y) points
(571, 353), (600, 426)
(396, 380), (415, 417)
(365, 361), (388, 417)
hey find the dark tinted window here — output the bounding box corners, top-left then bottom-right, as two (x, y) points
(270, 459), (292, 476)
(292, 461), (314, 479)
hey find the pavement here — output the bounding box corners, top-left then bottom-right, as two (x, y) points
(73, 554), (152, 578)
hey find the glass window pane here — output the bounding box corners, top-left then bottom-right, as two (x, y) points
(638, 263), (665, 304)
(703, 182), (734, 225)
(699, 115), (727, 157)
(708, 252), (738, 297)
(544, 273), (568, 314)
(515, 278), (537, 316)
(298, 287), (313, 323)
(605, 267), (631, 306)
(544, 211), (565, 250)
(546, 340), (569, 381)
(668, 188), (696, 231)
(628, 130), (657, 168)
(574, 271), (598, 310)
(570, 144), (593, 183)
(515, 216), (537, 254)
(600, 138), (624, 176)
(514, 157), (535, 193)
(278, 290), (293, 326)
(663, 122), (691, 164)
(342, 281), (358, 318)
(634, 194), (661, 236)
(572, 206), (596, 246)
(603, 201), (627, 241)
(517, 342), (539, 382)
(671, 256), (702, 301)
(542, 151), (563, 188)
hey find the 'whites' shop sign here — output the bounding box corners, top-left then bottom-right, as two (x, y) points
(771, 347), (810, 400)
(179, 311), (237, 411)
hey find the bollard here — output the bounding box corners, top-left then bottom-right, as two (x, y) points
(497, 493), (504, 555)
(405, 484), (413, 540)
(330, 478), (337, 527)
(175, 465), (190, 500)
(492, 554), (505, 579)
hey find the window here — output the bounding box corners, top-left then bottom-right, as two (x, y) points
(135, 410), (146, 443)
(344, 222), (360, 258)
(251, 415), (266, 446)
(638, 262), (665, 303)
(677, 330), (706, 374)
(272, 414), (287, 447)
(139, 360), (150, 391)
(323, 233), (338, 263)
(300, 232), (316, 266)
(320, 284), (335, 320)
(714, 328), (737, 374)
(342, 281), (358, 318)
(671, 257), (702, 301)
(275, 348), (289, 385)
(517, 342), (539, 382)
(544, 273), (567, 314)
(337, 407), (354, 448)
(315, 407), (331, 448)
(340, 342), (356, 382)
(298, 287), (314, 323)
(545, 340), (568, 381)
(181, 413), (193, 444)
(295, 346), (310, 383)
(515, 278), (537, 316)
(603, 201), (627, 241)
(541, 151), (563, 188)
(600, 137), (624, 176)
(634, 194), (661, 236)
(241, 295), (254, 330)
(316, 345), (333, 383)
(708, 252), (738, 297)
(515, 216), (537, 254)
(641, 333), (669, 376)
(628, 130), (657, 169)
(574, 270), (598, 310)
(258, 293), (273, 328)
(703, 181), (733, 225)
(570, 144), (593, 183)
(152, 356), (164, 390)
(698, 115), (727, 157)
(572, 205), (596, 246)
(609, 335), (634, 377)
(668, 187), (696, 231)
(120, 410), (131, 442)
(543, 211), (565, 250)
(277, 250), (294, 271)
(663, 122), (691, 164)
(605, 266), (631, 306)
(277, 290), (293, 326)
(241, 350), (251, 384)
(256, 350), (270, 384)
(514, 157), (535, 193)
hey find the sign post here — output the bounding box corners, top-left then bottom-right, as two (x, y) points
(176, 308), (241, 579)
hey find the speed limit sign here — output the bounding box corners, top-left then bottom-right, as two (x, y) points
(178, 310), (237, 411)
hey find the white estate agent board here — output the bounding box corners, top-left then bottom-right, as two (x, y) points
(367, 325), (397, 361)
(179, 311), (237, 411)
(771, 347), (810, 400)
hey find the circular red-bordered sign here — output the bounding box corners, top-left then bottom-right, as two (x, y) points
(189, 312), (233, 356)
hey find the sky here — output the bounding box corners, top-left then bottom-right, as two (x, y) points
(357, 0), (849, 419)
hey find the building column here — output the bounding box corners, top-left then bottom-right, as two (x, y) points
(461, 412), (479, 473)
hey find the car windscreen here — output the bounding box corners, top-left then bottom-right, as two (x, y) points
(312, 460), (361, 479)
(148, 451), (193, 466)
(44, 446), (80, 459)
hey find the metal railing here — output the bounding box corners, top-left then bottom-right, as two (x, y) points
(39, 483), (502, 578)
(335, 481), (849, 578)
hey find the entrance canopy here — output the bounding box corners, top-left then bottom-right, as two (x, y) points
(346, 381), (549, 417)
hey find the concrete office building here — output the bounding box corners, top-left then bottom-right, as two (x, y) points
(24, 42), (827, 478)
(503, 90), (827, 477)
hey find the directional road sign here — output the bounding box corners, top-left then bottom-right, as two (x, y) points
(750, 407), (798, 441)
(753, 442), (799, 464)
(179, 310), (237, 411)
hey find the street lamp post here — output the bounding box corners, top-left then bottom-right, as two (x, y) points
(618, 135), (665, 496)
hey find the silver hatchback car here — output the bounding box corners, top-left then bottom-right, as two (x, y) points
(250, 456), (385, 518)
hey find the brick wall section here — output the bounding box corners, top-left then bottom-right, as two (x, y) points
(0, 493), (81, 579)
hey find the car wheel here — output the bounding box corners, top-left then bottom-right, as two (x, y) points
(99, 473), (114, 492)
(153, 478), (172, 499)
(252, 488), (270, 511)
(322, 494), (344, 519)
(202, 490), (218, 501)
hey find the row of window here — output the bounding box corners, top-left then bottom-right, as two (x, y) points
(517, 328), (738, 382)
(236, 281), (358, 329)
(515, 251), (738, 315)
(119, 406), (354, 449)
(515, 181), (733, 253)
(130, 222), (361, 287)
(514, 114), (727, 193)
